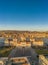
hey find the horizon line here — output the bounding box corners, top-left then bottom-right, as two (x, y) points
(0, 29), (48, 32)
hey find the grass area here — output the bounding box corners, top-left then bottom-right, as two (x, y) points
(0, 46), (14, 57)
(35, 49), (48, 55)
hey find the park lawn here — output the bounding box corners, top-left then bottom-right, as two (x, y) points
(35, 49), (48, 55)
(0, 47), (14, 57)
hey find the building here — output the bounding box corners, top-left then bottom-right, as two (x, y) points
(21, 36), (26, 41)
(5, 38), (17, 46)
(0, 57), (31, 65)
(11, 57), (31, 65)
(10, 38), (17, 46)
(4, 38), (9, 46)
(0, 61), (4, 65)
(30, 38), (35, 42)
(26, 37), (30, 42)
(0, 57), (8, 65)
(39, 55), (48, 65)
(33, 40), (44, 46)
(16, 41), (31, 47)
(43, 38), (48, 46)
(0, 38), (5, 47)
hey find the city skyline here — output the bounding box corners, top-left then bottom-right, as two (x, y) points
(0, 0), (48, 31)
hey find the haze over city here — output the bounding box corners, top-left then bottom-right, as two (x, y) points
(0, 0), (48, 31)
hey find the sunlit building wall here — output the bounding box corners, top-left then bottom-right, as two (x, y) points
(39, 55), (48, 65)
(33, 40), (44, 46)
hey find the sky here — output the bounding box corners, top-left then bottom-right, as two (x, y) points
(0, 0), (48, 31)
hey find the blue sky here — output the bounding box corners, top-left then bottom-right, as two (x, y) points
(0, 0), (48, 31)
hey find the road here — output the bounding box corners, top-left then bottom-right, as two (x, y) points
(8, 46), (38, 65)
(9, 47), (37, 59)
